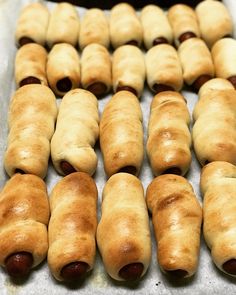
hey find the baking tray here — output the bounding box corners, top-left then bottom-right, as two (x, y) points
(0, 0), (236, 294)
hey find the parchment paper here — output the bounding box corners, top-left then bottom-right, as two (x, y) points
(0, 0), (236, 294)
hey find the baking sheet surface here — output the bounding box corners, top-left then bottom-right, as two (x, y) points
(0, 0), (236, 294)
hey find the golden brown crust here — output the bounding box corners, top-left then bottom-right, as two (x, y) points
(51, 89), (99, 176)
(46, 3), (80, 48)
(96, 173), (151, 281)
(4, 85), (57, 178)
(200, 161), (236, 276)
(15, 43), (48, 87)
(196, 0), (233, 48)
(100, 91), (143, 177)
(0, 174), (49, 268)
(46, 43), (81, 97)
(147, 91), (191, 176)
(146, 44), (183, 92)
(109, 3), (143, 49)
(48, 172), (98, 281)
(193, 81), (236, 166)
(79, 8), (110, 50)
(15, 3), (49, 47)
(168, 4), (200, 47)
(146, 174), (202, 277)
(112, 45), (145, 97)
(81, 44), (112, 95)
(178, 37), (214, 86)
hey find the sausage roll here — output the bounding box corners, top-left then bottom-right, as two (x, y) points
(100, 91), (143, 177)
(146, 44), (183, 93)
(46, 2), (80, 48)
(4, 85), (57, 178)
(79, 8), (110, 50)
(193, 79), (236, 166)
(15, 43), (48, 88)
(112, 45), (145, 97)
(178, 37), (214, 91)
(196, 0), (233, 49)
(47, 43), (80, 97)
(109, 3), (143, 49)
(97, 173), (151, 281)
(81, 43), (111, 96)
(15, 3), (49, 47)
(211, 38), (236, 89)
(201, 161), (236, 276)
(168, 4), (200, 47)
(0, 174), (49, 278)
(147, 91), (191, 176)
(140, 5), (173, 50)
(146, 174), (202, 278)
(51, 89), (99, 176)
(48, 172), (97, 282)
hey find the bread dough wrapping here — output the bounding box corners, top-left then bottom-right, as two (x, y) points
(146, 174), (202, 278)
(109, 3), (143, 49)
(46, 2), (80, 48)
(168, 4), (200, 47)
(147, 91), (191, 176)
(15, 3), (49, 47)
(211, 38), (236, 88)
(0, 174), (49, 271)
(48, 172), (98, 281)
(112, 45), (145, 97)
(196, 0), (233, 49)
(146, 44), (183, 92)
(4, 85), (57, 178)
(81, 43), (111, 96)
(140, 5), (173, 50)
(47, 43), (80, 97)
(193, 79), (236, 166)
(15, 43), (48, 88)
(51, 89), (99, 176)
(200, 161), (236, 276)
(178, 37), (214, 87)
(96, 173), (151, 281)
(79, 8), (110, 50)
(100, 91), (143, 177)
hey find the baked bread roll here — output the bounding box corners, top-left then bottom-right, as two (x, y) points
(4, 85), (57, 178)
(79, 8), (110, 50)
(198, 77), (235, 98)
(15, 43), (48, 88)
(200, 161), (236, 276)
(168, 4), (200, 47)
(48, 172), (98, 282)
(146, 174), (202, 278)
(15, 3), (49, 47)
(100, 91), (143, 177)
(96, 173), (151, 281)
(51, 89), (99, 176)
(112, 45), (145, 97)
(211, 38), (236, 89)
(178, 37), (214, 91)
(147, 91), (191, 176)
(196, 0), (233, 49)
(47, 43), (80, 97)
(46, 2), (80, 48)
(140, 5), (173, 50)
(109, 3), (143, 49)
(146, 44), (183, 93)
(0, 174), (49, 278)
(193, 79), (236, 166)
(81, 43), (111, 96)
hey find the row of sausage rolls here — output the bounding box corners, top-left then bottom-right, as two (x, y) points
(0, 172), (152, 282)
(18, 37), (236, 99)
(15, 1), (233, 50)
